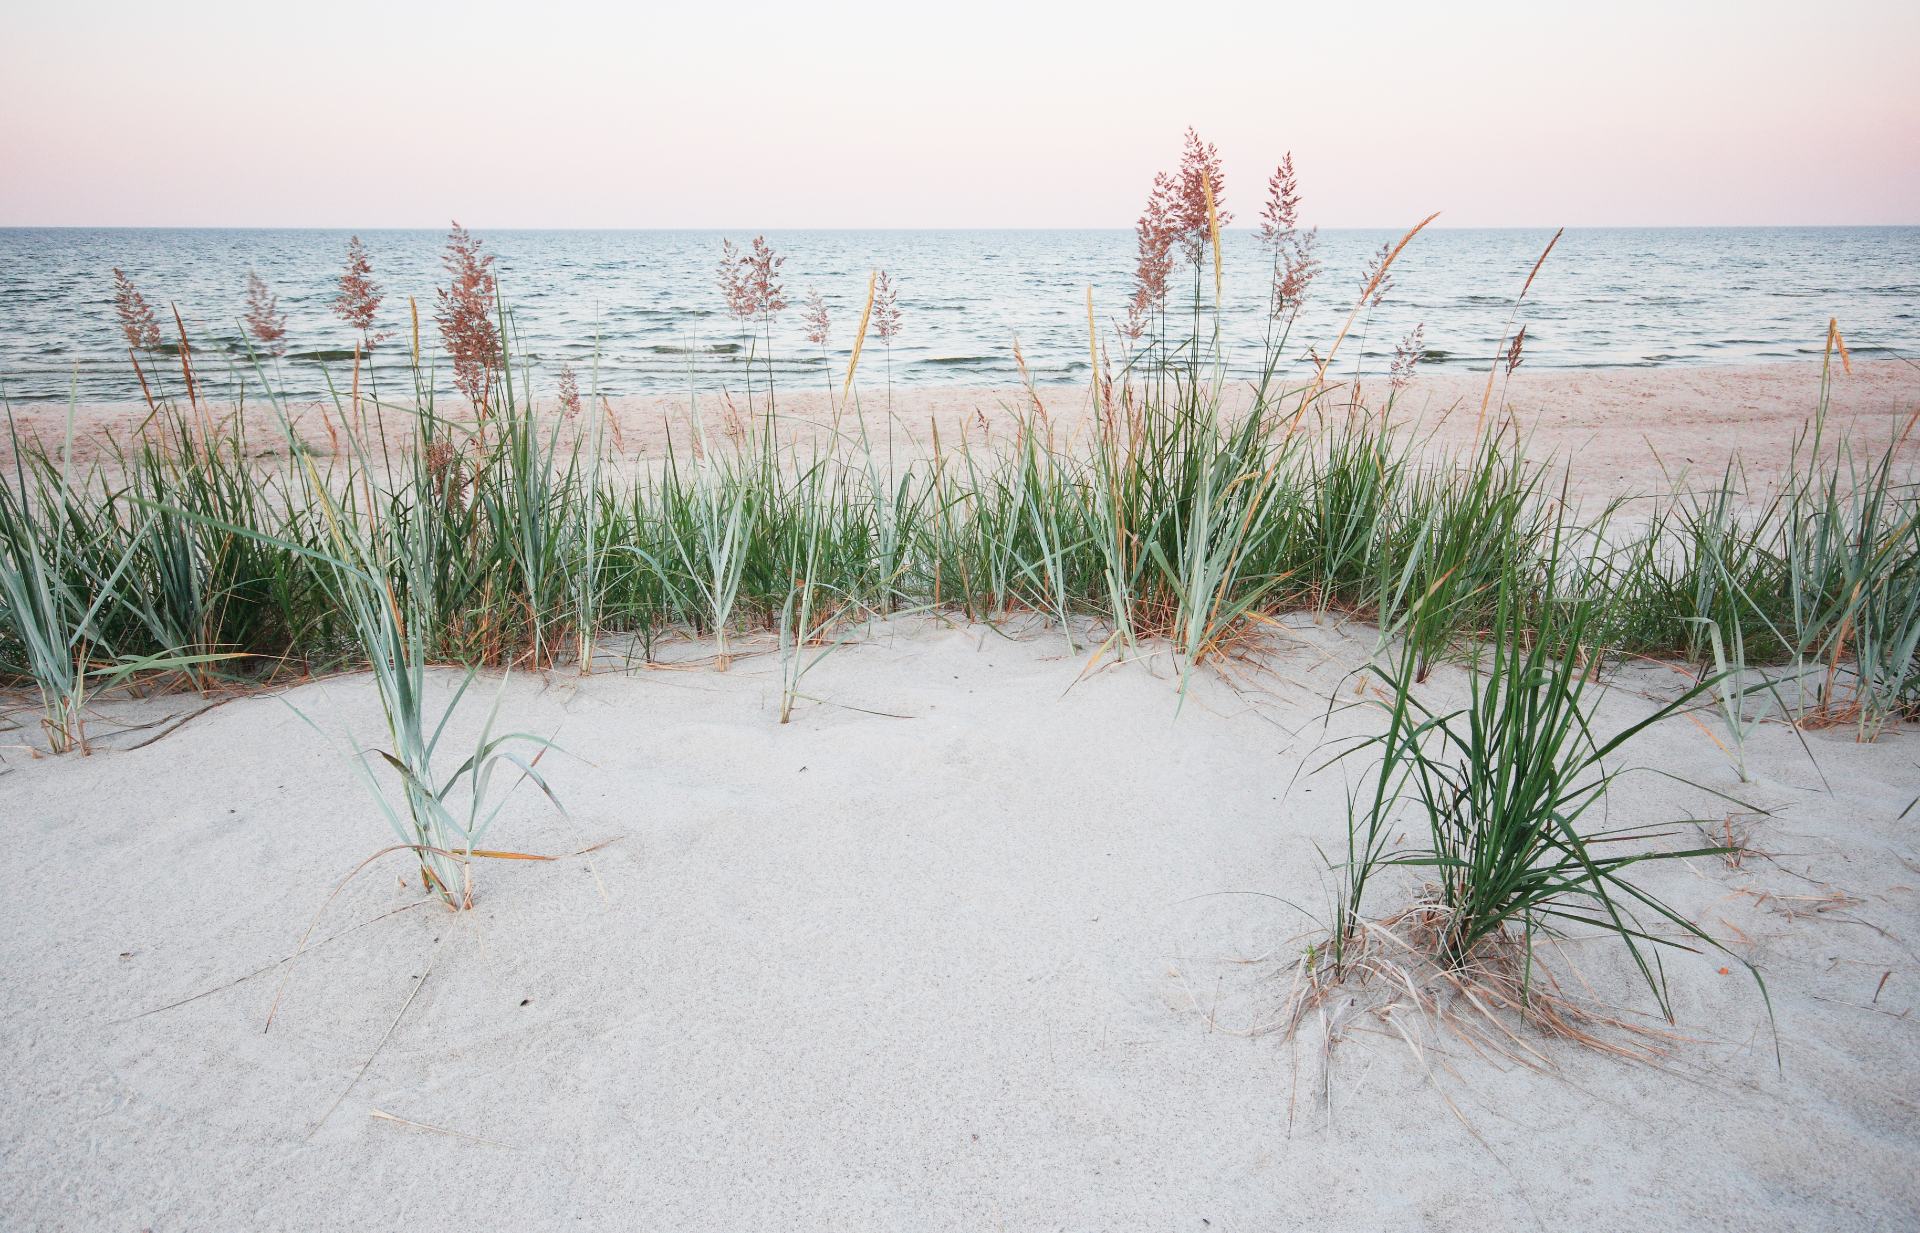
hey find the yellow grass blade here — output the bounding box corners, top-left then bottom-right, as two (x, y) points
(1518, 226), (1564, 300)
(369, 1108), (516, 1149)
(842, 271), (877, 404)
(466, 842), (615, 861)
(171, 303), (197, 409)
(1685, 709), (1731, 756)
(1203, 170), (1223, 310)
(1826, 316), (1853, 377)
(1086, 285), (1102, 417)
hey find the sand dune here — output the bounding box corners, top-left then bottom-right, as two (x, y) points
(3, 617), (1916, 1229)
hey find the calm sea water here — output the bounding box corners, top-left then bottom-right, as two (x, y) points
(0, 227), (1914, 404)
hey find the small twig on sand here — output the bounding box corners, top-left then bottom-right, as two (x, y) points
(309, 953), (437, 1138)
(369, 1106), (515, 1149)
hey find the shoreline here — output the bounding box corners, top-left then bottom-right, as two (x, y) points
(7, 357), (1915, 499)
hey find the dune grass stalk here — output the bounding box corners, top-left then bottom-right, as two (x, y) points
(1691, 616), (1762, 782)
(1086, 414), (1147, 653)
(663, 443), (754, 670)
(571, 348), (612, 672)
(802, 290), (834, 411)
(1149, 414), (1288, 703)
(871, 270), (904, 452)
(1010, 426), (1086, 651)
(775, 464), (853, 723)
(484, 382), (576, 669)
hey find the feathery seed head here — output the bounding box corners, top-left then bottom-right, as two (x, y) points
(434, 221), (500, 410)
(243, 269), (288, 356)
(111, 268), (162, 351)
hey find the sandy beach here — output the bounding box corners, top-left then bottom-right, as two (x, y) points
(2, 615), (1916, 1229)
(8, 359), (1917, 501)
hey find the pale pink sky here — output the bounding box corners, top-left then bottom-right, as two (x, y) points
(2, 0), (1915, 228)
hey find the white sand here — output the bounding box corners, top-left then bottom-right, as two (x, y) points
(3, 617), (1917, 1229)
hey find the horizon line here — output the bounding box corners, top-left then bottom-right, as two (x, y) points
(5, 221), (1919, 233)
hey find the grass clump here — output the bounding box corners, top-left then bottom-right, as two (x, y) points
(1318, 520), (1769, 1054)
(1, 404), (243, 752)
(285, 401), (568, 909)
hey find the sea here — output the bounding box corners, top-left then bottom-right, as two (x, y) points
(0, 227), (1913, 404)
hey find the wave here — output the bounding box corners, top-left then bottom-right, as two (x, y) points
(646, 342), (741, 355)
(287, 348), (365, 362)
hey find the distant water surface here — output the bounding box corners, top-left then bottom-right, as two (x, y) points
(0, 227), (1913, 403)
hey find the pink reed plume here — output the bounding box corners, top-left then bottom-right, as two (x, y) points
(1360, 242), (1395, 310)
(243, 269), (288, 356)
(1125, 174), (1176, 338)
(434, 221), (500, 411)
(1258, 154), (1321, 313)
(802, 290), (831, 347)
(1390, 323), (1426, 391)
(716, 239), (754, 323)
(873, 271), (902, 343)
(111, 268), (162, 351)
(743, 236), (787, 321)
(1506, 326), (1527, 375)
(333, 235), (387, 350)
(1172, 127), (1230, 267)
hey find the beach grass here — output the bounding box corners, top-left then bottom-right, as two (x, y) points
(4, 331), (1915, 738)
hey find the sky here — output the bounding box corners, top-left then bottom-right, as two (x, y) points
(2, 0), (1916, 229)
